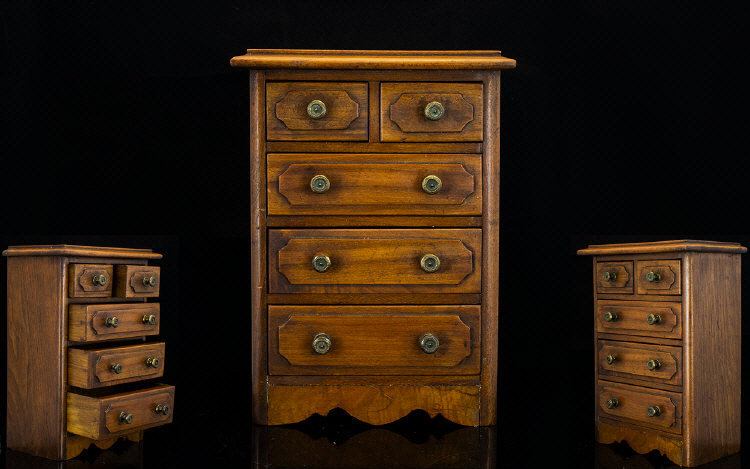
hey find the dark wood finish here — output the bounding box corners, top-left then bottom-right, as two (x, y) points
(68, 303), (160, 343)
(3, 244), (162, 259)
(268, 374), (480, 386)
(68, 264), (113, 298)
(267, 215), (483, 228)
(267, 141), (482, 153)
(595, 261), (633, 294)
(67, 343), (165, 389)
(598, 381), (682, 434)
(113, 265), (160, 298)
(578, 239), (747, 256)
(597, 418), (684, 465)
(636, 259), (681, 295)
(267, 153), (482, 216)
(267, 293), (481, 304)
(598, 340), (682, 387)
(596, 301), (681, 339)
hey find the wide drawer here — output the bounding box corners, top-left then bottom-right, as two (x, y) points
(636, 260), (681, 295)
(114, 265), (160, 298)
(67, 384), (174, 440)
(266, 81), (368, 141)
(596, 301), (682, 339)
(268, 305), (480, 375)
(598, 340), (682, 387)
(381, 82), (483, 142)
(268, 229), (482, 294)
(68, 303), (160, 343)
(68, 264), (114, 298)
(267, 153), (482, 215)
(598, 381), (682, 434)
(68, 342), (165, 389)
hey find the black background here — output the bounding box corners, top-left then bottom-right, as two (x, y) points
(2, 1), (748, 467)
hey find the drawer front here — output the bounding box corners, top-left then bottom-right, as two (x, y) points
(267, 153), (482, 216)
(266, 81), (368, 141)
(268, 305), (480, 375)
(114, 265), (160, 298)
(596, 261), (633, 294)
(68, 264), (113, 298)
(67, 384), (174, 440)
(598, 340), (682, 386)
(68, 343), (165, 389)
(381, 83), (483, 142)
(268, 229), (481, 294)
(597, 301), (682, 339)
(636, 260), (681, 295)
(68, 303), (160, 343)
(598, 381), (682, 434)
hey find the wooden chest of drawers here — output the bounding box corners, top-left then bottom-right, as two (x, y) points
(3, 245), (174, 460)
(578, 240), (745, 466)
(230, 50), (515, 426)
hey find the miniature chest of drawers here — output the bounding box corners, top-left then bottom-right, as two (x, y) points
(578, 240), (745, 466)
(230, 50), (515, 426)
(3, 245), (174, 460)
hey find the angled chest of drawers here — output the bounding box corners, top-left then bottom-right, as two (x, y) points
(4, 245), (174, 460)
(578, 240), (745, 467)
(230, 49), (515, 426)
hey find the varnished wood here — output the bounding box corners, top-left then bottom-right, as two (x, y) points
(597, 418), (685, 465)
(596, 301), (682, 339)
(67, 343), (165, 389)
(113, 265), (160, 298)
(68, 303), (160, 343)
(598, 380), (682, 434)
(268, 374), (480, 386)
(635, 259), (681, 295)
(598, 340), (682, 387)
(595, 261), (633, 294)
(3, 244), (162, 259)
(578, 239), (746, 256)
(267, 141), (482, 153)
(68, 264), (113, 298)
(267, 215), (482, 227)
(267, 292), (481, 304)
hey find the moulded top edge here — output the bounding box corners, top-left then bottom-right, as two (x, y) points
(577, 239), (747, 256)
(3, 244), (162, 259)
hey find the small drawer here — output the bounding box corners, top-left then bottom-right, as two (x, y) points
(267, 153), (482, 216)
(596, 261), (633, 294)
(598, 340), (682, 386)
(68, 342), (165, 389)
(68, 303), (160, 343)
(114, 265), (160, 298)
(268, 305), (480, 375)
(597, 301), (682, 339)
(380, 82), (483, 142)
(266, 81), (368, 141)
(268, 228), (482, 294)
(636, 260), (681, 295)
(67, 384), (174, 440)
(68, 264), (113, 298)
(598, 381), (682, 434)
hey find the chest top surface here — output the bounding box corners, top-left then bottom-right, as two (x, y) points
(577, 239), (747, 256)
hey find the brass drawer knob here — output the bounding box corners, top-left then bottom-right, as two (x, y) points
(647, 359), (661, 370)
(419, 333), (440, 353)
(420, 254), (441, 273)
(92, 274), (107, 286)
(142, 314), (157, 325)
(602, 271), (617, 282)
(646, 271), (661, 282)
(307, 100), (327, 119)
(111, 363), (123, 374)
(155, 404), (170, 416)
(647, 406), (661, 417)
(605, 398), (619, 409)
(105, 316), (119, 328)
(142, 276), (157, 287)
(647, 313), (661, 325)
(310, 175), (330, 193)
(146, 357), (160, 368)
(312, 333), (332, 355)
(421, 175), (442, 194)
(605, 354), (616, 365)
(424, 101), (445, 121)
(119, 411), (134, 424)
(312, 254), (331, 273)
(603, 311), (618, 322)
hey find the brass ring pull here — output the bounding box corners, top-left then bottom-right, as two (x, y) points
(422, 175), (442, 194)
(647, 406), (661, 417)
(105, 316), (119, 328)
(312, 333), (332, 355)
(310, 175), (330, 193)
(602, 271), (617, 282)
(307, 100), (327, 119)
(420, 254), (440, 273)
(312, 254), (331, 273)
(647, 359), (661, 370)
(419, 333), (440, 353)
(142, 276), (156, 287)
(646, 271), (661, 282)
(155, 404), (170, 416)
(647, 313), (661, 325)
(142, 314), (157, 325)
(111, 363), (123, 374)
(119, 411), (134, 424)
(603, 311), (617, 322)
(92, 274), (107, 286)
(424, 101), (445, 121)
(605, 355), (616, 365)
(605, 398), (619, 409)
(146, 357), (160, 368)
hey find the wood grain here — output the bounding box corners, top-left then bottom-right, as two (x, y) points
(267, 293), (481, 305)
(266, 141), (482, 153)
(597, 418), (684, 466)
(596, 300), (682, 339)
(67, 343), (165, 389)
(635, 259), (681, 295)
(68, 303), (160, 343)
(113, 265), (160, 298)
(598, 380), (682, 434)
(68, 264), (113, 298)
(595, 261), (633, 294)
(579, 239), (747, 256)
(598, 340), (682, 387)
(3, 245), (162, 259)
(267, 215), (483, 228)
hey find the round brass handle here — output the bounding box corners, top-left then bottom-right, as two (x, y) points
(146, 357), (160, 368)
(310, 175), (330, 193)
(605, 398), (619, 409)
(307, 100), (327, 119)
(142, 314), (157, 325)
(111, 363), (123, 374)
(419, 333), (440, 354)
(647, 359), (661, 370)
(602, 271), (617, 282)
(312, 333), (332, 355)
(424, 101), (445, 121)
(312, 254), (331, 273)
(420, 254), (441, 273)
(155, 404), (170, 416)
(604, 311), (618, 322)
(142, 276), (156, 287)
(92, 274), (107, 286)
(105, 316), (119, 328)
(421, 175), (443, 194)
(646, 271), (661, 282)
(647, 406), (661, 417)
(119, 411), (134, 424)
(605, 354), (616, 365)
(647, 313), (661, 325)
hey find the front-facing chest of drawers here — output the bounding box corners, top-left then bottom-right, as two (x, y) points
(578, 240), (745, 467)
(230, 50), (516, 426)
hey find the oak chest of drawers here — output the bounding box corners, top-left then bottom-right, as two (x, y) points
(578, 240), (745, 466)
(4, 245), (174, 460)
(230, 50), (515, 426)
